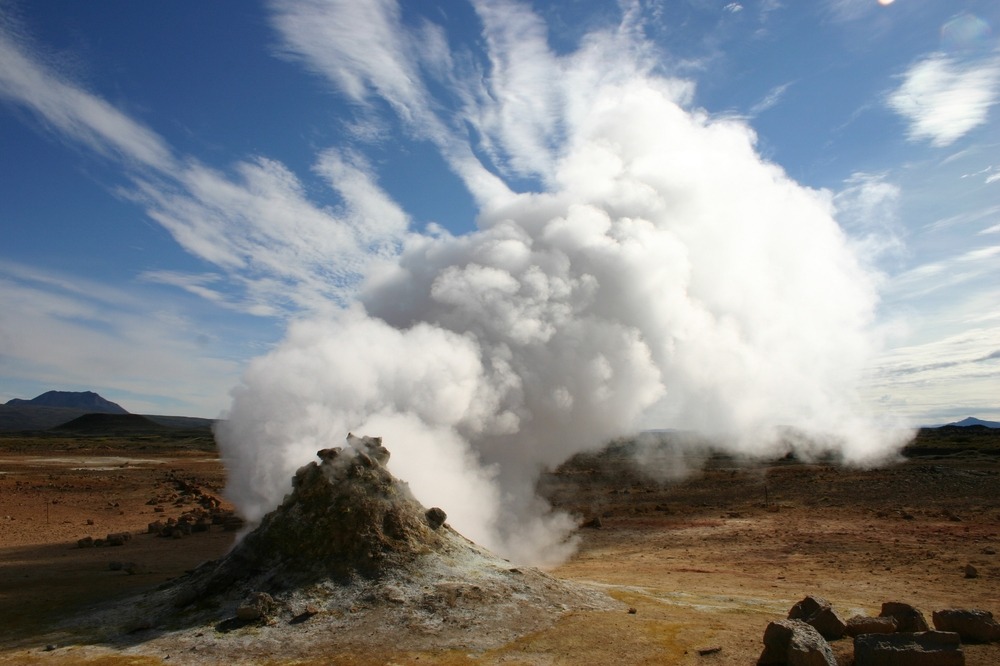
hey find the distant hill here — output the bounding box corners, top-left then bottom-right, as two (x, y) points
(0, 404), (95, 431)
(143, 414), (215, 430)
(943, 417), (1000, 429)
(5, 390), (128, 414)
(52, 412), (166, 434)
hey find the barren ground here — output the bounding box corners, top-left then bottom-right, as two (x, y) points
(0, 428), (998, 664)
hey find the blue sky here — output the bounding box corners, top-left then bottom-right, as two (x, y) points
(1, 0), (998, 424)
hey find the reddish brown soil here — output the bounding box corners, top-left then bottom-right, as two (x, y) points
(0, 432), (998, 664)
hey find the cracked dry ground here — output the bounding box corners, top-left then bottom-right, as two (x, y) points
(0, 430), (998, 664)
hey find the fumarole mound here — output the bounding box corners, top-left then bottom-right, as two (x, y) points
(70, 435), (612, 662)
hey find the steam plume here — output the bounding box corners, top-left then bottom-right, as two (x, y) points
(217, 1), (910, 565)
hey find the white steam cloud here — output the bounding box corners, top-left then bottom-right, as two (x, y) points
(216, 1), (910, 565)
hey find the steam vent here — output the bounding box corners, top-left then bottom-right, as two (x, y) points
(79, 435), (612, 661)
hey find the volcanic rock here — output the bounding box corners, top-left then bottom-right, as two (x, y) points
(932, 609), (1000, 643)
(757, 618), (837, 665)
(788, 595), (847, 640)
(845, 615), (897, 637)
(879, 601), (930, 632)
(78, 434), (613, 660)
(854, 631), (964, 666)
(235, 592), (276, 622)
(424, 506), (447, 530)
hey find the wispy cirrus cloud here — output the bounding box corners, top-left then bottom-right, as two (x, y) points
(749, 81), (793, 116)
(887, 52), (1000, 147)
(0, 261), (242, 415)
(868, 325), (1000, 424)
(0, 22), (175, 170)
(0, 15), (410, 316)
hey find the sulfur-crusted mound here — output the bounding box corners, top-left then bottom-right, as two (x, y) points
(68, 435), (614, 663)
(186, 434), (450, 592)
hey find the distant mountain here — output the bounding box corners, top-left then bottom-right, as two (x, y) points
(943, 417), (1000, 429)
(5, 390), (128, 414)
(0, 390), (215, 432)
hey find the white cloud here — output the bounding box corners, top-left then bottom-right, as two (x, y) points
(824, 0), (874, 23)
(269, 0), (511, 205)
(834, 172), (903, 262)
(868, 326), (1000, 424)
(0, 18), (413, 317)
(749, 81), (793, 116)
(0, 25), (174, 170)
(0, 262), (242, 416)
(887, 53), (1000, 147)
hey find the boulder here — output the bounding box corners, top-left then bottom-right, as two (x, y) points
(854, 631), (963, 666)
(425, 507), (447, 530)
(788, 595), (847, 640)
(758, 619), (837, 665)
(105, 532), (131, 547)
(235, 591), (276, 622)
(845, 615), (897, 637)
(932, 609), (1000, 643)
(880, 602), (930, 632)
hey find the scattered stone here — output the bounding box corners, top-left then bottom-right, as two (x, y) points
(964, 564), (978, 579)
(123, 562), (139, 575)
(582, 516), (603, 529)
(105, 532), (131, 547)
(697, 645), (722, 656)
(425, 506), (447, 530)
(788, 595), (847, 640)
(235, 592), (277, 623)
(880, 602), (930, 632)
(109, 561), (123, 571)
(932, 609), (1000, 643)
(845, 615), (897, 637)
(86, 518), (94, 525)
(983, 547), (996, 555)
(43, 644), (56, 652)
(628, 607), (637, 615)
(854, 631), (963, 666)
(77, 536), (94, 549)
(758, 619), (836, 666)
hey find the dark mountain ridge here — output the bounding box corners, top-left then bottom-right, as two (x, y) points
(5, 390), (127, 414)
(942, 416), (1000, 429)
